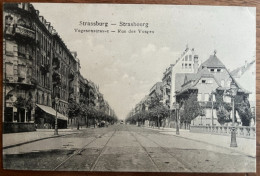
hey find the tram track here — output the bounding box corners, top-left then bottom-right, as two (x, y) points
(128, 128), (161, 172)
(90, 129), (117, 171)
(130, 128), (193, 172)
(53, 127), (118, 171)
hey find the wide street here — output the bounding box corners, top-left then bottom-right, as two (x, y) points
(3, 124), (255, 172)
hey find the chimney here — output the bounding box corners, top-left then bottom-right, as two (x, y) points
(194, 55), (199, 73)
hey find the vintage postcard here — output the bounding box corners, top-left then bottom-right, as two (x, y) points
(2, 3), (256, 172)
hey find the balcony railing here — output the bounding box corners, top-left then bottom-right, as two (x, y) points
(52, 57), (60, 70)
(52, 72), (61, 85)
(15, 25), (35, 40)
(190, 125), (255, 139)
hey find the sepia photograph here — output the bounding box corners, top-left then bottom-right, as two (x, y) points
(2, 2), (256, 173)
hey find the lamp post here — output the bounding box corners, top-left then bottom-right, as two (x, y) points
(227, 81), (238, 147)
(174, 103), (180, 135)
(211, 91), (215, 127)
(54, 96), (59, 135)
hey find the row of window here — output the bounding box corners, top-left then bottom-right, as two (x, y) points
(197, 93), (215, 102)
(36, 92), (51, 106)
(36, 67), (50, 88)
(182, 63), (193, 69)
(209, 68), (223, 73)
(200, 79), (213, 84)
(17, 43), (33, 57)
(182, 55), (194, 62)
(200, 79), (231, 88)
(197, 93), (232, 103)
(36, 27), (51, 53)
(53, 40), (77, 71)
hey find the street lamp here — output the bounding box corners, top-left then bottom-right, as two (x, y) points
(211, 91), (215, 127)
(173, 103), (180, 135)
(54, 96), (59, 135)
(226, 81), (238, 147)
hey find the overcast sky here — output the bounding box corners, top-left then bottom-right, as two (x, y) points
(32, 3), (255, 119)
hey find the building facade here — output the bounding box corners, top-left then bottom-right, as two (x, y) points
(176, 53), (252, 127)
(162, 65), (173, 108)
(3, 3), (116, 132)
(170, 46), (200, 109)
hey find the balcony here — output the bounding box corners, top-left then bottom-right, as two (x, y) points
(18, 52), (26, 58)
(69, 87), (74, 94)
(163, 84), (171, 90)
(52, 72), (61, 86)
(4, 24), (35, 43)
(68, 73), (74, 81)
(40, 64), (50, 75)
(15, 25), (35, 38)
(52, 57), (60, 70)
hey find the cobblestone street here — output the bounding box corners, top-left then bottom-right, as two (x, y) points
(3, 124), (255, 172)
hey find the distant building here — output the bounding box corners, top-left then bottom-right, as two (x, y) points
(231, 60), (256, 119)
(149, 82), (163, 98)
(162, 66), (173, 108)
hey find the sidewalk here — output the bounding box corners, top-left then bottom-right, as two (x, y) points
(144, 126), (256, 157)
(3, 128), (82, 149)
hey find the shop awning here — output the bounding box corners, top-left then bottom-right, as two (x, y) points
(36, 104), (68, 121)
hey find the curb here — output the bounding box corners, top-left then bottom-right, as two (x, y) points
(144, 127), (255, 158)
(3, 131), (81, 150)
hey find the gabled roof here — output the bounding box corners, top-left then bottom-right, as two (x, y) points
(176, 54), (252, 96)
(199, 55), (226, 69)
(176, 67), (220, 95)
(230, 60), (255, 77)
(175, 73), (187, 92)
(184, 74), (197, 84)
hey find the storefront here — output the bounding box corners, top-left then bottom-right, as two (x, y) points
(35, 104), (68, 129)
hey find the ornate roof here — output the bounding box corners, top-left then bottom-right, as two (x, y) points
(199, 55), (226, 69)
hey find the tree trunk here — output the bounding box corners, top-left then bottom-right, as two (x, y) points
(77, 117), (80, 130)
(158, 115), (160, 129)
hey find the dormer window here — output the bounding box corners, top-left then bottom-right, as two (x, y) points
(210, 68), (215, 72)
(217, 69), (221, 72)
(202, 80), (206, 83)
